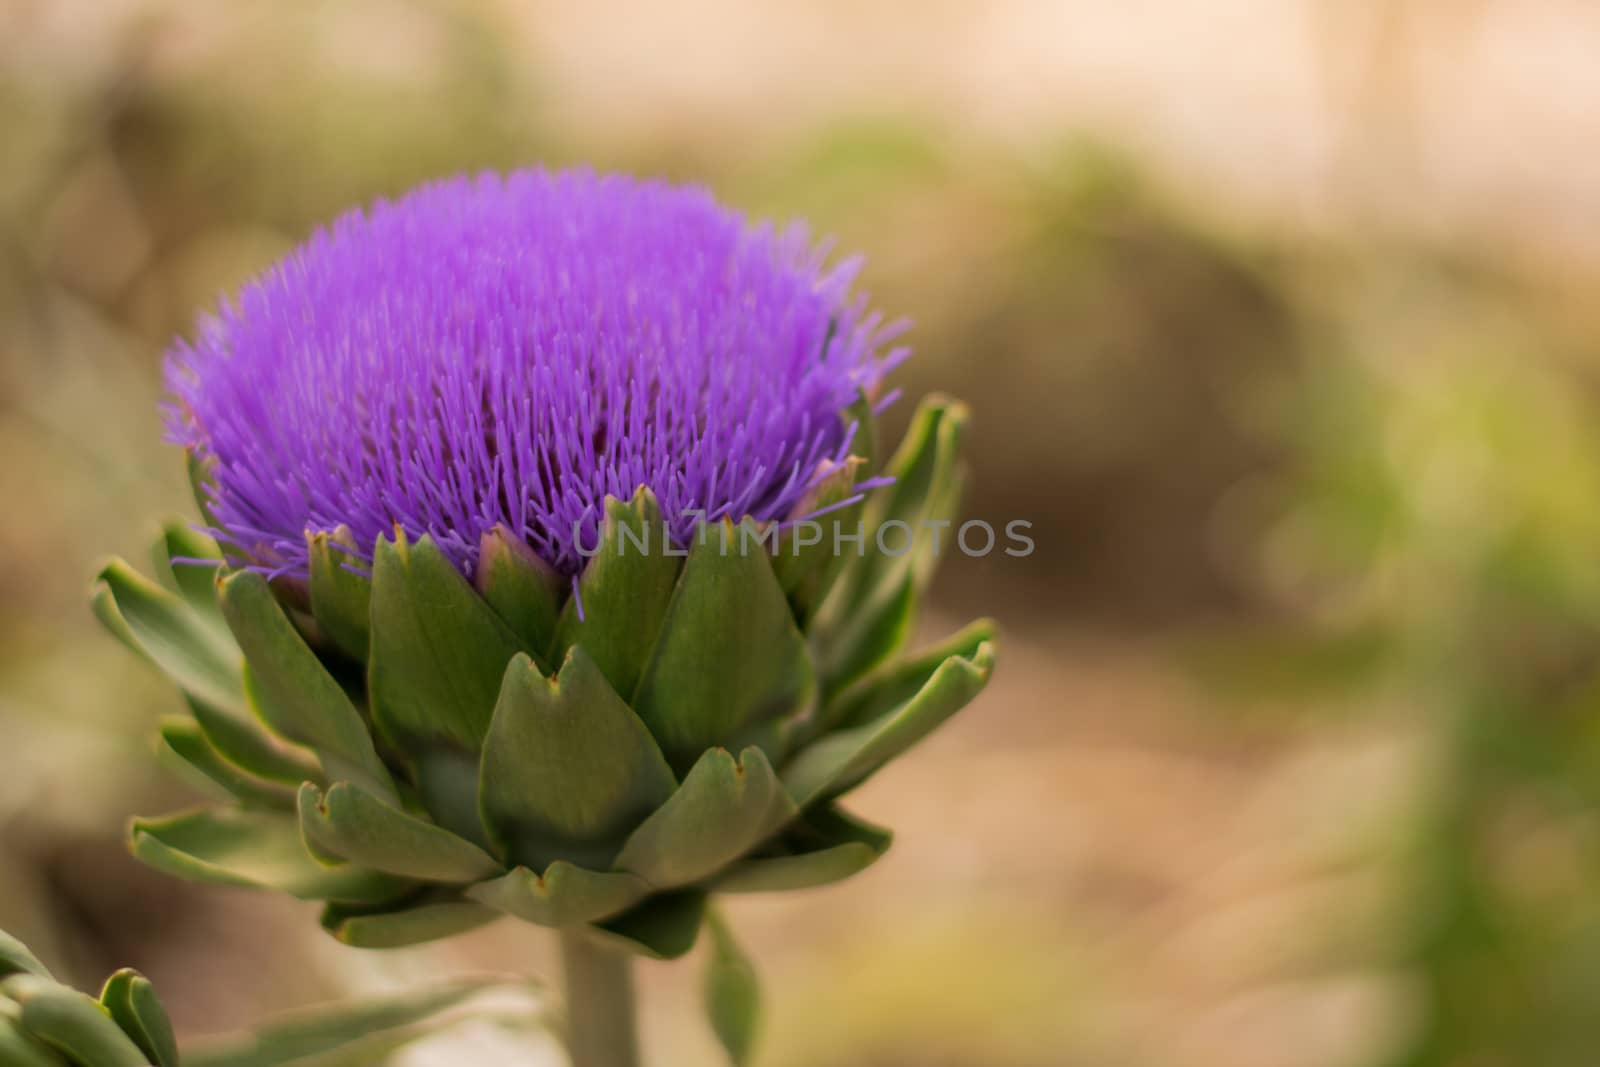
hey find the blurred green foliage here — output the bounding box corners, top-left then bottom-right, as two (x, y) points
(1232, 274), (1600, 1066)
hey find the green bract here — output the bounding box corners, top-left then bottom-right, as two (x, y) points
(93, 395), (995, 958)
(1, 929), (178, 1067)
(0, 926), (547, 1066)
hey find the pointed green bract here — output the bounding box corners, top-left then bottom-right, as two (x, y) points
(713, 805), (892, 893)
(306, 527), (372, 662)
(480, 651), (677, 871)
(154, 522), (227, 628)
(98, 970), (179, 1067)
(467, 864), (650, 927)
(842, 389), (879, 483)
(368, 533), (531, 754)
(824, 396), (958, 613)
(784, 642), (996, 808)
(220, 570), (394, 801)
(814, 396), (969, 690)
(633, 520), (817, 772)
(298, 783), (502, 883)
(776, 390), (879, 626)
(863, 396), (968, 584)
(94, 558), (244, 714)
(824, 617), (998, 731)
(552, 489), (681, 699)
(773, 456), (864, 620)
(159, 719), (298, 810)
(90, 580), (144, 662)
(319, 899), (499, 949)
(184, 694), (322, 787)
(0, 932), (51, 980)
(130, 807), (407, 903)
(0, 1021), (57, 1067)
(0, 975), (149, 1067)
(816, 577), (917, 703)
(703, 910), (761, 1067)
(593, 892), (706, 960)
(713, 841), (879, 894)
(616, 747), (795, 889)
(185, 447), (229, 537)
(476, 526), (563, 665)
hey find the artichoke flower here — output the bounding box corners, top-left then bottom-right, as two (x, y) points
(91, 170), (995, 963)
(1, 929), (177, 1067)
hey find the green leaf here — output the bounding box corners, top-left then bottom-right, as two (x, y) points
(90, 579), (145, 661)
(480, 651), (676, 871)
(0, 930), (52, 980)
(552, 489), (682, 700)
(93, 558), (244, 714)
(130, 807), (408, 903)
(0, 1018), (59, 1067)
(592, 892), (706, 960)
(466, 864), (649, 928)
(823, 617), (998, 731)
(821, 396), (955, 613)
(99, 969), (179, 1067)
(368, 533), (530, 754)
(219, 571), (394, 801)
(703, 910), (761, 1067)
(0, 974), (149, 1067)
(772, 456), (864, 610)
(183, 976), (544, 1067)
(298, 783), (502, 883)
(633, 520), (817, 773)
(158, 719), (298, 810)
(153, 522), (227, 628)
(713, 805), (893, 893)
(863, 396), (968, 588)
(813, 577), (917, 706)
(306, 528), (372, 663)
(475, 526), (563, 665)
(813, 396), (969, 689)
(843, 388), (879, 481)
(185, 694), (322, 787)
(774, 391), (878, 625)
(319, 899), (499, 949)
(185, 448), (230, 542)
(615, 747), (795, 889)
(783, 641), (995, 808)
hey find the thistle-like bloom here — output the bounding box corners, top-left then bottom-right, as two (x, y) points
(166, 169), (903, 579)
(94, 170), (994, 1059)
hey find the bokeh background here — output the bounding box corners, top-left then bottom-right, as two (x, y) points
(5, 1), (1600, 1064)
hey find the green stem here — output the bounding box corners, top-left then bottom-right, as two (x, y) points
(560, 930), (642, 1067)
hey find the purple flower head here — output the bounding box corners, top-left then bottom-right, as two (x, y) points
(165, 169), (907, 580)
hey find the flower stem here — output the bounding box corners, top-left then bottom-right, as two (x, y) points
(560, 930), (642, 1067)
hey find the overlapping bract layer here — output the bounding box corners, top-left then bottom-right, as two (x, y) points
(94, 397), (994, 957)
(0, 927), (545, 1066)
(165, 169), (904, 579)
(1, 930), (177, 1067)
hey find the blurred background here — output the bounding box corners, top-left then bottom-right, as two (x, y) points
(4, 0), (1600, 1064)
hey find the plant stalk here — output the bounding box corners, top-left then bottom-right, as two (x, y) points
(560, 930), (641, 1067)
